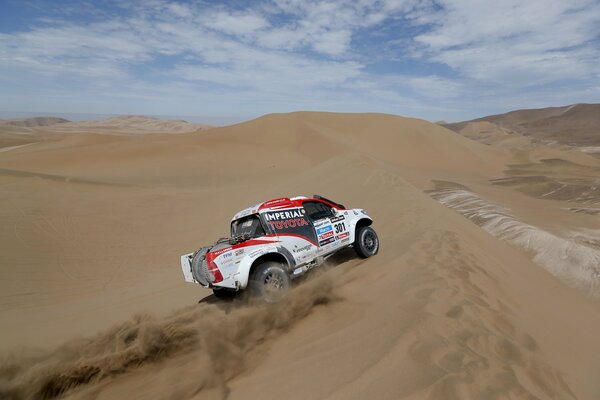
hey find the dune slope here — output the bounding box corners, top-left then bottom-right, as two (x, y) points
(0, 112), (599, 400)
(443, 103), (600, 148)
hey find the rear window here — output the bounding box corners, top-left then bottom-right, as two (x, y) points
(231, 214), (265, 238)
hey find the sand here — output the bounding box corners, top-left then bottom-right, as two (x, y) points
(0, 112), (599, 399)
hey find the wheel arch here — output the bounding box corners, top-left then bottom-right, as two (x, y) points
(351, 217), (373, 242)
(355, 218), (373, 229)
(238, 250), (293, 289)
(251, 252), (290, 275)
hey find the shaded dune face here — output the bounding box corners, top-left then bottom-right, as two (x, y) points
(568, 207), (600, 215)
(428, 181), (600, 296)
(490, 159), (600, 219)
(492, 174), (600, 205)
(444, 103), (600, 147)
(1, 112), (599, 400)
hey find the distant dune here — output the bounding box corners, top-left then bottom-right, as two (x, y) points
(54, 115), (212, 134)
(1, 111), (599, 400)
(0, 116), (70, 127)
(0, 115), (212, 137)
(35, 115), (212, 135)
(0, 114), (213, 152)
(443, 103), (600, 148)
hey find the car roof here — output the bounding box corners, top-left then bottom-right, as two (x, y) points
(231, 196), (342, 221)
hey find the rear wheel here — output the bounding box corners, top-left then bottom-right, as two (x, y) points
(354, 226), (379, 258)
(248, 261), (291, 303)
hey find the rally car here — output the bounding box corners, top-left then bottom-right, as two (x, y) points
(180, 195), (378, 302)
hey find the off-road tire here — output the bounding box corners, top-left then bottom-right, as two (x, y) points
(248, 261), (291, 303)
(354, 226), (379, 258)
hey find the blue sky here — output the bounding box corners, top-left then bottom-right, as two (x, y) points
(1, 0), (599, 122)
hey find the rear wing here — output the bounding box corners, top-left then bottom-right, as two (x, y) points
(313, 194), (346, 209)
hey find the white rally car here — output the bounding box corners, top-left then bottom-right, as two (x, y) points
(180, 195), (378, 301)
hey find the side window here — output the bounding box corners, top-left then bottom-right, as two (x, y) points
(231, 215), (265, 238)
(303, 201), (334, 221)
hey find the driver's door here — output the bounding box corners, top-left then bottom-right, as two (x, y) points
(303, 201), (344, 255)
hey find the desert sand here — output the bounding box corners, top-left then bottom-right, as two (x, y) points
(0, 112), (599, 399)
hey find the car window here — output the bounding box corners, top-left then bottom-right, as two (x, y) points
(231, 214), (265, 238)
(303, 201), (334, 220)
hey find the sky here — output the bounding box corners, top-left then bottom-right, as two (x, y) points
(0, 0), (599, 123)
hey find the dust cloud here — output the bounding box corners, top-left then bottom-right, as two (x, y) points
(0, 273), (337, 400)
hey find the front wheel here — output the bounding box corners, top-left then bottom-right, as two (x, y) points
(354, 226), (379, 258)
(248, 261), (291, 303)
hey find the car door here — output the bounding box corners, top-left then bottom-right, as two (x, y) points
(329, 210), (351, 249)
(261, 207), (318, 265)
(302, 200), (345, 255)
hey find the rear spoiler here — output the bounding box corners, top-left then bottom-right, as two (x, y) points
(313, 194), (346, 209)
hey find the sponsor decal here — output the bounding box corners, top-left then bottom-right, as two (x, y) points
(221, 252), (233, 259)
(316, 225), (332, 235)
(329, 215), (345, 223)
(262, 198), (289, 207)
(211, 247), (232, 257)
(234, 249), (245, 256)
(249, 250), (262, 258)
(313, 220), (327, 228)
(263, 208), (318, 244)
(318, 231), (334, 240)
(267, 218), (309, 230)
(336, 232), (349, 240)
(319, 237), (335, 246)
(264, 208), (306, 221)
(341, 238), (350, 244)
(293, 244), (312, 253)
(334, 222), (346, 233)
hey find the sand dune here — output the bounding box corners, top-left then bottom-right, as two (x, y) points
(443, 103), (600, 148)
(0, 117), (70, 128)
(1, 112), (599, 400)
(0, 115), (213, 165)
(47, 115), (212, 135)
(428, 181), (600, 295)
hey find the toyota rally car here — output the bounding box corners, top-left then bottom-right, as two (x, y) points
(180, 195), (379, 302)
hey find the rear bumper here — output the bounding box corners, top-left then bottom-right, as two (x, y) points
(180, 252), (238, 289)
(180, 253), (196, 283)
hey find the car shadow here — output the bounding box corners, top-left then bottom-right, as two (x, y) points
(198, 294), (220, 305)
(325, 247), (363, 266)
